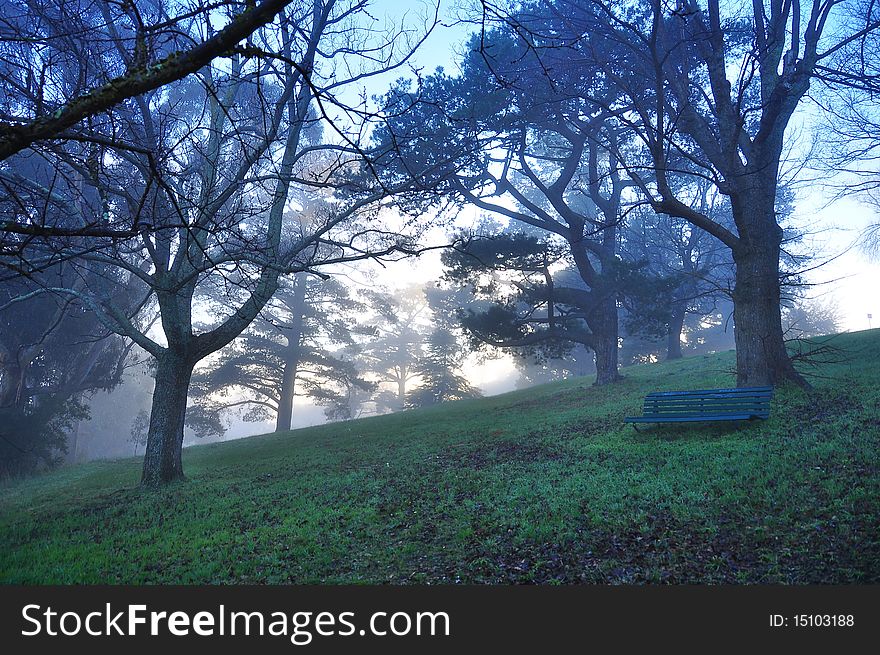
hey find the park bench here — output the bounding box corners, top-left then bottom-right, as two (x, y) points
(624, 386), (773, 426)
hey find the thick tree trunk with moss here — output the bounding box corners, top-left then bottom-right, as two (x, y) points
(593, 332), (619, 385)
(731, 241), (802, 387)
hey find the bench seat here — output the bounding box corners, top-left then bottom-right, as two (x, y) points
(624, 386), (773, 425)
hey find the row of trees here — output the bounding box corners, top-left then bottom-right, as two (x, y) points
(374, 0), (879, 390)
(0, 235), (838, 476)
(187, 280), (480, 438)
(1, 0), (876, 485)
(184, 252), (836, 444)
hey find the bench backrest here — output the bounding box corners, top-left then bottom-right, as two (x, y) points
(641, 386), (774, 419)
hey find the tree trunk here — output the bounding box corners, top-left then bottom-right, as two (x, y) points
(141, 351), (195, 487)
(274, 274), (306, 433)
(666, 303), (686, 360)
(731, 244), (803, 387)
(66, 412), (80, 464)
(397, 374), (407, 409)
(591, 293), (622, 386)
(275, 359), (297, 432)
(729, 181), (805, 387)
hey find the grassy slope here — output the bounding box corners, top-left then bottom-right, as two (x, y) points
(1, 330), (879, 584)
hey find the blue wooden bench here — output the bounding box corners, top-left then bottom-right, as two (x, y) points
(624, 386), (773, 426)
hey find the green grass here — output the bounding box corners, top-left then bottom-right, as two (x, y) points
(2, 330), (879, 584)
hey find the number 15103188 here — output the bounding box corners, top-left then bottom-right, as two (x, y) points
(770, 614), (855, 628)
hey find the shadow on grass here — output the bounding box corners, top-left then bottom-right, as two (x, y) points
(626, 421), (763, 442)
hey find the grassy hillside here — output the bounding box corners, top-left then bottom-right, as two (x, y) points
(2, 330), (879, 584)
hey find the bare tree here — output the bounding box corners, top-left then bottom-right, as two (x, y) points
(0, 0), (300, 161)
(1, 0), (439, 487)
(814, 17), (880, 258)
(596, 0), (880, 385)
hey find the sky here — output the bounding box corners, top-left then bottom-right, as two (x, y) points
(799, 194), (880, 332)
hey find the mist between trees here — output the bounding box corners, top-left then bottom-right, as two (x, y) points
(0, 0), (877, 484)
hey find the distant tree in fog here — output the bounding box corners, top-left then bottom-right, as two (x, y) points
(621, 180), (736, 361)
(406, 327), (481, 407)
(0, 263), (138, 476)
(782, 298), (841, 339)
(355, 285), (431, 412)
(406, 286), (481, 407)
(129, 410), (149, 457)
(189, 273), (373, 434)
